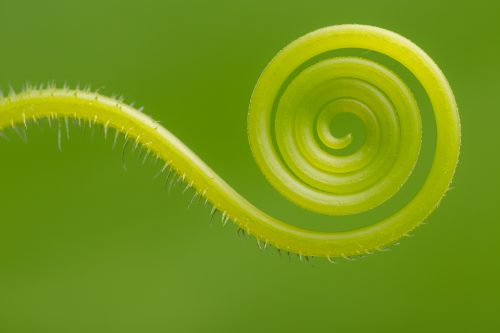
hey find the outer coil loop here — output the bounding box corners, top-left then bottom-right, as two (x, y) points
(248, 24), (460, 244)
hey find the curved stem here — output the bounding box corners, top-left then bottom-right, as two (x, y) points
(0, 24), (460, 259)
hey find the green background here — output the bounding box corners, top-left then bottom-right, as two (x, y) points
(0, 0), (498, 332)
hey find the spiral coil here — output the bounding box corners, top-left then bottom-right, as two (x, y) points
(247, 25), (460, 255)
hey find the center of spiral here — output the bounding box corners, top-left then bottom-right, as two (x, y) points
(317, 98), (367, 155)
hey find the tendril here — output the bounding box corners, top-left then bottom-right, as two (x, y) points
(0, 25), (460, 259)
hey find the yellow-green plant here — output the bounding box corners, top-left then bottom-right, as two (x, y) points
(0, 25), (460, 260)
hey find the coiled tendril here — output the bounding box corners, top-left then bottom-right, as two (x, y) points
(0, 25), (460, 259)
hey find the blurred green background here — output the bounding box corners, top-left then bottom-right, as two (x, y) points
(0, 0), (498, 332)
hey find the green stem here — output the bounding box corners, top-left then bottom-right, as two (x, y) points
(0, 24), (460, 259)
